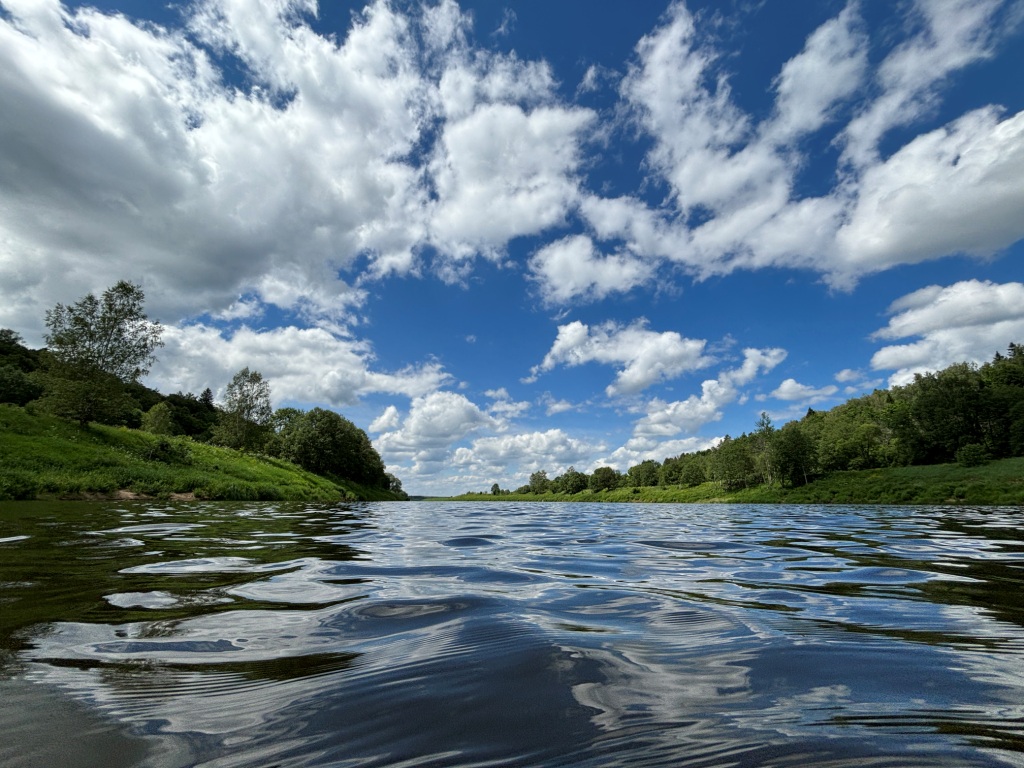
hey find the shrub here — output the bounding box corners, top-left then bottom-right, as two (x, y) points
(956, 443), (989, 467)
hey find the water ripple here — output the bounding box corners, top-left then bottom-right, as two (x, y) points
(2, 501), (1023, 767)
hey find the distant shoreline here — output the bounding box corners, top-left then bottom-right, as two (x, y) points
(440, 457), (1024, 506)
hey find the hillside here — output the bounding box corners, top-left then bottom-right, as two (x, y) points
(0, 405), (403, 502)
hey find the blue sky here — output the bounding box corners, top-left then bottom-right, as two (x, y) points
(2, 0), (1023, 495)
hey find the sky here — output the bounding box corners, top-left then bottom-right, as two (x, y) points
(2, 0), (1023, 496)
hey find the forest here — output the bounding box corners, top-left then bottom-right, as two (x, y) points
(488, 345), (1024, 496)
(0, 282), (402, 497)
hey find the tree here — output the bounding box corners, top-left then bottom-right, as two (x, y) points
(775, 422), (814, 486)
(213, 367), (273, 451)
(751, 412), (778, 485)
(0, 364), (43, 406)
(528, 470), (551, 494)
(556, 466), (589, 494)
(627, 459), (660, 487)
(44, 281), (163, 383)
(710, 436), (755, 490)
(0, 329), (40, 373)
(141, 401), (175, 435)
(280, 407), (388, 487)
(40, 281), (163, 425)
(589, 466), (620, 492)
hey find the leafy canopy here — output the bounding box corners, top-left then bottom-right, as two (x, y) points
(44, 280), (163, 383)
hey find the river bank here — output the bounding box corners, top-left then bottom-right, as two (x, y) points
(446, 456), (1024, 505)
(0, 404), (403, 502)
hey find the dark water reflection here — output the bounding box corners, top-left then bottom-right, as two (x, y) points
(2, 501), (1024, 767)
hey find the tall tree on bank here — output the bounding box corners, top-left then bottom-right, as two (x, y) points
(213, 367), (273, 451)
(40, 281), (163, 425)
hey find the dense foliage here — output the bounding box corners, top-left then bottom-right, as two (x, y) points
(481, 345), (1024, 496)
(0, 283), (402, 497)
(38, 281), (164, 425)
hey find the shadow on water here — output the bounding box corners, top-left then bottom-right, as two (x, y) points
(1, 500), (1024, 766)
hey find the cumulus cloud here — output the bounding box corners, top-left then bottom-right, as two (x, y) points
(428, 102), (595, 270)
(373, 390), (497, 472)
(528, 319), (712, 396)
(484, 388), (531, 420)
(588, 0), (1024, 287)
(453, 429), (600, 478)
(370, 404), (401, 433)
(870, 280), (1024, 384)
(528, 235), (655, 305)
(3, 0), (1022, 330)
(631, 347), (787, 439)
(769, 378), (839, 403)
(0, 0), (598, 333)
(835, 107), (1024, 279)
(152, 324), (450, 406)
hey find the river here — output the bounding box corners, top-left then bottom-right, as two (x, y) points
(1, 500), (1023, 767)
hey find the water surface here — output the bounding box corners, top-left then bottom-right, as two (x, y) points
(2, 501), (1023, 767)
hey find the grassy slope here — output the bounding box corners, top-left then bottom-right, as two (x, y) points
(0, 404), (400, 502)
(447, 457), (1024, 505)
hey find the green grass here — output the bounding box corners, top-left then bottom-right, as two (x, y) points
(0, 404), (401, 502)
(447, 457), (1024, 505)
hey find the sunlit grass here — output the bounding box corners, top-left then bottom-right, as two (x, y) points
(0, 404), (396, 502)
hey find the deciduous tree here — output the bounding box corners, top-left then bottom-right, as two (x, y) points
(213, 367), (273, 451)
(40, 281), (163, 425)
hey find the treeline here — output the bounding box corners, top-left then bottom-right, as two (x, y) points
(0, 282), (404, 497)
(488, 345), (1024, 496)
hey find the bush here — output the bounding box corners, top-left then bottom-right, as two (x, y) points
(956, 443), (989, 467)
(0, 470), (39, 500)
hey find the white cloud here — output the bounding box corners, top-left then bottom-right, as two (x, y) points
(763, 3), (867, 144)
(835, 368), (861, 383)
(528, 319), (713, 396)
(841, 0), (1008, 166)
(769, 378), (839, 403)
(540, 394), (576, 416)
(484, 388), (531, 420)
(373, 390), (496, 472)
(0, 0), (598, 334)
(631, 347), (787, 438)
(428, 103), (594, 268)
(453, 429), (600, 478)
(593, 1), (1024, 287)
(152, 324), (449, 407)
(370, 405), (401, 433)
(528, 235), (655, 305)
(870, 280), (1024, 384)
(835, 107), (1024, 279)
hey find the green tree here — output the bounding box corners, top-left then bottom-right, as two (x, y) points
(627, 459), (661, 487)
(775, 422), (814, 486)
(0, 363), (43, 406)
(710, 436), (755, 490)
(557, 466), (589, 494)
(280, 407), (388, 487)
(751, 412), (778, 485)
(387, 473), (407, 498)
(528, 470), (551, 494)
(213, 367), (273, 451)
(40, 281), (163, 425)
(589, 466), (620, 492)
(0, 329), (41, 373)
(141, 401), (175, 435)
